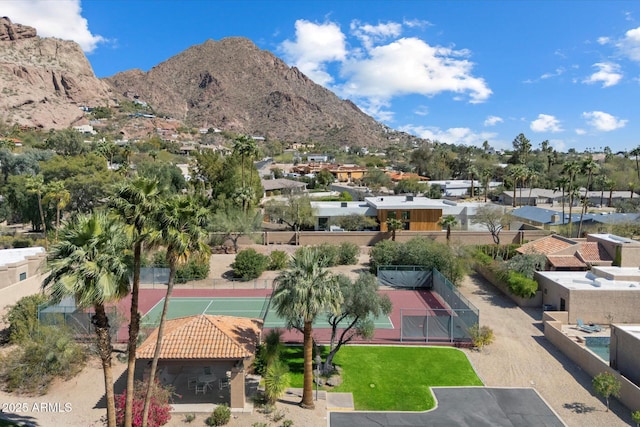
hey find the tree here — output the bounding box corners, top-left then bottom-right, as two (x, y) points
(562, 160), (582, 237)
(592, 372), (621, 412)
(630, 146), (640, 182)
(577, 157), (598, 237)
(386, 217), (404, 241)
(25, 174), (48, 249)
(394, 178), (423, 195)
(507, 165), (527, 207)
(324, 273), (391, 372)
(108, 177), (162, 427)
(271, 247), (342, 409)
(264, 195), (315, 244)
(511, 133), (532, 165)
(330, 214), (377, 231)
(474, 205), (509, 244)
(211, 207), (262, 252)
(632, 410), (640, 427)
(439, 215), (458, 243)
(554, 177), (569, 224)
(361, 168), (392, 191)
(480, 168), (492, 202)
(233, 135), (259, 211)
(467, 165), (478, 198)
(43, 180), (70, 242)
(43, 211), (130, 427)
(316, 168), (335, 189)
(141, 194), (210, 427)
(45, 128), (85, 156)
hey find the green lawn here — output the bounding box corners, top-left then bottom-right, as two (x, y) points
(282, 345), (483, 411)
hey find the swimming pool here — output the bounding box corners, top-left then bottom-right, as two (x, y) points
(585, 336), (610, 361)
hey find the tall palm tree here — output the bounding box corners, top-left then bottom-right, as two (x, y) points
(272, 247), (342, 409)
(630, 146), (640, 181)
(562, 161), (582, 237)
(386, 217), (404, 241)
(467, 165), (477, 198)
(141, 194), (210, 427)
(507, 165), (525, 207)
(43, 211), (130, 427)
(43, 180), (70, 242)
(480, 168), (492, 202)
(578, 158), (598, 237)
(108, 177), (162, 427)
(438, 215), (458, 244)
(554, 177), (570, 225)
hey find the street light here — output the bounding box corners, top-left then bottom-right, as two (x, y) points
(314, 355), (322, 401)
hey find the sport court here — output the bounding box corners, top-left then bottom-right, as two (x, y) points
(140, 296), (394, 330)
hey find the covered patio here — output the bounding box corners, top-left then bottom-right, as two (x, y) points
(136, 314), (263, 411)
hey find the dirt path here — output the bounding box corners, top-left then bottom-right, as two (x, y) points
(460, 273), (631, 426)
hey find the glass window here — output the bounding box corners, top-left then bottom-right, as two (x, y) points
(387, 211), (396, 219)
(19, 272), (27, 281)
(401, 211), (410, 220)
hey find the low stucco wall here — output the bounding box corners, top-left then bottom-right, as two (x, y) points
(543, 311), (640, 411)
(0, 273), (47, 323)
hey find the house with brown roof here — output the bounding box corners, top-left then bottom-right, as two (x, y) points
(517, 234), (614, 271)
(136, 314), (262, 410)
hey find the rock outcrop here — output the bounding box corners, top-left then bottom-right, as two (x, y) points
(0, 17), (36, 41)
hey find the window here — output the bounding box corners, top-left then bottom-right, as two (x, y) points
(387, 211), (396, 219)
(401, 211), (410, 220)
(19, 272), (27, 281)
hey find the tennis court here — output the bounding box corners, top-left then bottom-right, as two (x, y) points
(140, 296), (394, 329)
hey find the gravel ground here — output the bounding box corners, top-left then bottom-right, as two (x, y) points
(460, 273), (631, 426)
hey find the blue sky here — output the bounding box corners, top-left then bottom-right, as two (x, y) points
(4, 1), (640, 153)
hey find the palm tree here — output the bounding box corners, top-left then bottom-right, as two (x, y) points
(43, 180), (70, 242)
(480, 168), (492, 202)
(562, 161), (582, 237)
(272, 247), (342, 409)
(630, 146), (640, 181)
(108, 177), (162, 427)
(386, 217), (404, 241)
(43, 211), (130, 427)
(554, 177), (569, 225)
(526, 168), (538, 206)
(467, 165), (477, 198)
(25, 174), (48, 249)
(578, 157), (598, 237)
(439, 215), (458, 244)
(507, 165), (526, 207)
(141, 194), (210, 427)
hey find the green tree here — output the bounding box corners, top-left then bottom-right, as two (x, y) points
(43, 211), (130, 427)
(386, 217), (404, 241)
(330, 214), (377, 231)
(264, 195), (315, 244)
(632, 410), (640, 427)
(562, 160), (582, 237)
(316, 168), (335, 189)
(324, 273), (392, 372)
(108, 177), (162, 427)
(474, 205), (508, 244)
(272, 247), (343, 409)
(263, 359), (291, 405)
(25, 174), (48, 249)
(630, 146), (640, 182)
(577, 157), (598, 237)
(141, 194), (210, 427)
(45, 128), (85, 156)
(438, 215), (458, 244)
(211, 207), (263, 253)
(592, 372), (621, 412)
(510, 133), (532, 165)
(362, 168), (392, 191)
(43, 180), (70, 242)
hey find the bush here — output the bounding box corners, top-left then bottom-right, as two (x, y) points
(4, 293), (49, 344)
(337, 242), (359, 265)
(206, 404), (231, 426)
(0, 326), (86, 394)
(502, 270), (538, 298)
(268, 250), (289, 270)
(505, 253), (546, 279)
(314, 243), (339, 267)
(471, 249), (494, 267)
(231, 249), (269, 280)
(12, 237), (32, 248)
(176, 257), (210, 283)
(115, 379), (173, 427)
(368, 239), (399, 273)
(264, 359), (290, 405)
(468, 324), (495, 350)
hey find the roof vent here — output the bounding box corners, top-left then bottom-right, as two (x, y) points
(406, 195), (414, 202)
(341, 202), (348, 207)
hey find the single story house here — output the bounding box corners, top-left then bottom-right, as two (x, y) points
(430, 180), (502, 197)
(261, 178), (307, 197)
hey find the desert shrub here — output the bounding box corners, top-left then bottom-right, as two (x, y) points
(115, 379), (173, 427)
(254, 329), (284, 376)
(268, 250), (289, 270)
(468, 323), (495, 350)
(337, 241), (359, 265)
(176, 257), (210, 283)
(471, 249), (494, 267)
(183, 414), (196, 423)
(206, 404), (231, 426)
(4, 293), (49, 344)
(502, 270), (538, 298)
(231, 248), (269, 280)
(368, 239), (399, 273)
(282, 420), (294, 427)
(314, 243), (339, 266)
(264, 359), (290, 405)
(475, 244), (520, 261)
(0, 326), (86, 394)
(251, 423), (268, 427)
(11, 237), (32, 248)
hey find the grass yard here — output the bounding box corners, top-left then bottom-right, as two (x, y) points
(282, 345), (482, 411)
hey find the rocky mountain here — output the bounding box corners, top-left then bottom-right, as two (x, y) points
(105, 37), (402, 147)
(0, 18), (415, 147)
(0, 17), (113, 130)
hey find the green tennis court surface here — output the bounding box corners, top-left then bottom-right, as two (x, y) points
(141, 297), (393, 329)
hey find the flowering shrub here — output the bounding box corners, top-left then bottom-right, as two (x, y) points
(115, 379), (174, 427)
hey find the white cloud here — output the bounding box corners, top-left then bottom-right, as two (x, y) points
(414, 106), (429, 116)
(399, 124), (498, 147)
(350, 20), (402, 50)
(575, 128), (587, 135)
(617, 26), (640, 62)
(540, 67), (565, 80)
(484, 115), (503, 126)
(530, 114), (563, 133)
(583, 62), (623, 87)
(2, 0), (105, 52)
(597, 36), (610, 45)
(281, 20), (347, 85)
(339, 37), (491, 105)
(403, 19), (432, 29)
(582, 111), (627, 131)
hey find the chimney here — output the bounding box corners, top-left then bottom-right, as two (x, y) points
(406, 195), (414, 202)
(551, 213), (560, 223)
(341, 202), (348, 207)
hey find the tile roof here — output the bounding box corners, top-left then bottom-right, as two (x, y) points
(517, 234), (577, 255)
(547, 255), (587, 268)
(576, 242), (614, 264)
(136, 315), (262, 360)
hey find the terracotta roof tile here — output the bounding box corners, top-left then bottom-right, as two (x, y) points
(577, 242), (614, 264)
(136, 315), (262, 360)
(517, 234), (577, 255)
(547, 255), (587, 268)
